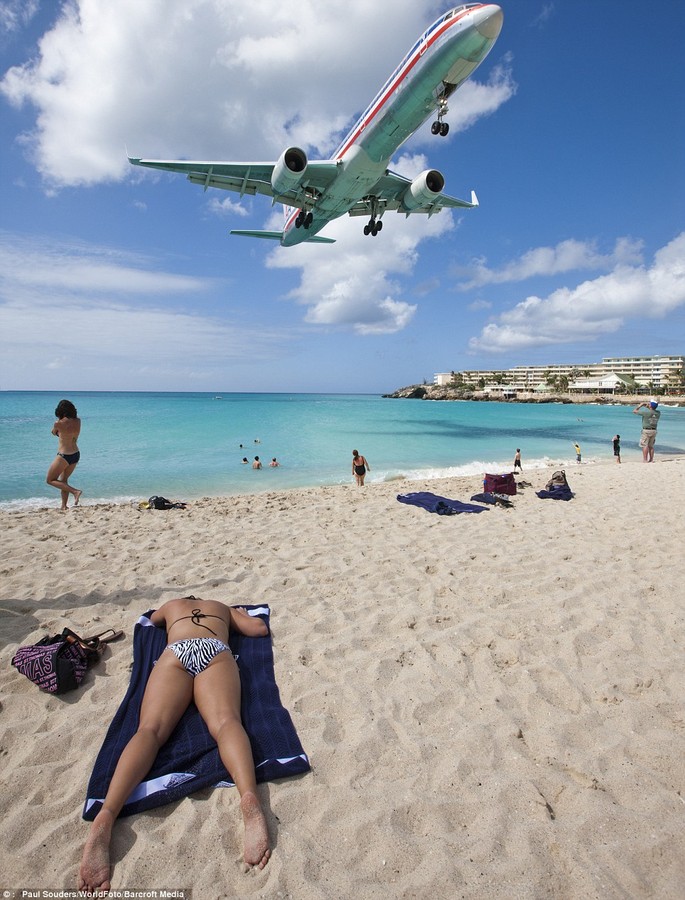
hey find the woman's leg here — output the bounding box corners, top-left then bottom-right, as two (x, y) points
(79, 653), (194, 893)
(193, 652), (271, 868)
(46, 457), (81, 508)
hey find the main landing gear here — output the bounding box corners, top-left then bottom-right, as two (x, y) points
(363, 218), (383, 237)
(295, 210), (313, 229)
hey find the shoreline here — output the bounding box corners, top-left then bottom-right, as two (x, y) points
(5, 450), (685, 513)
(2, 457), (684, 897)
(385, 385), (685, 405)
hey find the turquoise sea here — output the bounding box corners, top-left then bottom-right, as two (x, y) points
(2, 391), (685, 510)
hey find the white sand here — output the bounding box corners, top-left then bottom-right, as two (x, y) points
(1, 459), (684, 899)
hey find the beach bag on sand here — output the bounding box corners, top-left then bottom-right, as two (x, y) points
(11, 628), (123, 694)
(144, 496), (187, 510)
(483, 472), (517, 496)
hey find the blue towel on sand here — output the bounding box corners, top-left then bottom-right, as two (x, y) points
(397, 492), (489, 515)
(83, 606), (309, 820)
(536, 484), (574, 501)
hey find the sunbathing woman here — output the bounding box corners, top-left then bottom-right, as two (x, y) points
(78, 597), (271, 894)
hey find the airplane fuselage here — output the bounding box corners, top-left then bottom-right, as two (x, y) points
(281, 3), (502, 245)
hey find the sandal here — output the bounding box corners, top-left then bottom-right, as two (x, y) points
(82, 629), (125, 651)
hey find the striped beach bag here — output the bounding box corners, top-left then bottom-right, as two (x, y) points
(11, 628), (122, 694)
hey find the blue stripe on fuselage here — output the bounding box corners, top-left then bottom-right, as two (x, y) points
(333, 5), (482, 160)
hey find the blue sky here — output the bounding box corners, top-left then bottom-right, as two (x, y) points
(1, 0), (683, 393)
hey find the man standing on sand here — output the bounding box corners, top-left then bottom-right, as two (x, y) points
(513, 449), (522, 472)
(633, 399), (660, 462)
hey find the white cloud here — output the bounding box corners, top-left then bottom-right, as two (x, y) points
(468, 298), (492, 311)
(207, 196), (249, 218)
(468, 232), (685, 353)
(0, 0), (39, 36)
(266, 157), (456, 334)
(0, 233), (291, 388)
(455, 236), (645, 290)
(0, 233), (210, 296)
(1, 0), (513, 186)
(439, 53), (516, 135)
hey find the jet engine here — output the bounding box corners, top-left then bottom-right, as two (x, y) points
(401, 169), (445, 211)
(271, 147), (308, 196)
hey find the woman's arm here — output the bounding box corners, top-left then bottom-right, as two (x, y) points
(230, 606), (268, 637)
(149, 605), (169, 628)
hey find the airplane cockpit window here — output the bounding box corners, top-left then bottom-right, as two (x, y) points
(444, 5), (482, 24)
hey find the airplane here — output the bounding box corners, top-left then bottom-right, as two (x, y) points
(129, 3), (503, 246)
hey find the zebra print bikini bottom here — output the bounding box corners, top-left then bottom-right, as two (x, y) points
(165, 637), (230, 677)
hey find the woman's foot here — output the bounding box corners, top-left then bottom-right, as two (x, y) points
(240, 791), (270, 869)
(79, 810), (114, 894)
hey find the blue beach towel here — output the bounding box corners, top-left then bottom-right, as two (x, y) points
(397, 492), (489, 515)
(536, 484), (574, 501)
(83, 606), (309, 820)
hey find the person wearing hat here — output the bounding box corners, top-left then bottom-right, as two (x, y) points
(633, 399), (661, 462)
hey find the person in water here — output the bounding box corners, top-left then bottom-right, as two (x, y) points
(78, 597), (271, 894)
(352, 449), (370, 486)
(46, 399), (82, 509)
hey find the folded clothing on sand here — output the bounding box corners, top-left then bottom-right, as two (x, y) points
(83, 605), (309, 820)
(470, 492), (514, 508)
(397, 492), (489, 515)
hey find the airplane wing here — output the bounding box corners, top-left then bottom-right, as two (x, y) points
(128, 156), (340, 207)
(347, 169), (478, 217)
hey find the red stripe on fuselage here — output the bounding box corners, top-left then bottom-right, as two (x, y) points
(334, 5), (480, 160)
(283, 5), (486, 235)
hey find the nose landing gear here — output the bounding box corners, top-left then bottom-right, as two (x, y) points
(431, 93), (450, 136)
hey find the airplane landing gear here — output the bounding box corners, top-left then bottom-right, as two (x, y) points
(364, 218), (383, 237)
(432, 94), (450, 136)
(295, 210), (314, 228)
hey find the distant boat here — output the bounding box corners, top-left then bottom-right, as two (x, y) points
(213, 396), (223, 400)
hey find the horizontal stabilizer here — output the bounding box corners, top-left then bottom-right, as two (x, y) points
(230, 230), (284, 241)
(230, 229), (336, 244)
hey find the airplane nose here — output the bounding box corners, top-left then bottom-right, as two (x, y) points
(475, 5), (503, 41)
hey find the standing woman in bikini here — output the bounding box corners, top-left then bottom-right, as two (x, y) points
(46, 399), (82, 509)
(352, 449), (370, 486)
(79, 596), (271, 894)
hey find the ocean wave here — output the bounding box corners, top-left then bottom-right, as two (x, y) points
(373, 457), (568, 484)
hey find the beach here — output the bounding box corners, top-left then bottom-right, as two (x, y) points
(1, 458), (684, 899)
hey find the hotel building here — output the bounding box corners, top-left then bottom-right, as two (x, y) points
(434, 355), (685, 392)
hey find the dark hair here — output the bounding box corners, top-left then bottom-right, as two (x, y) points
(55, 399), (77, 419)
(352, 449), (359, 457)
